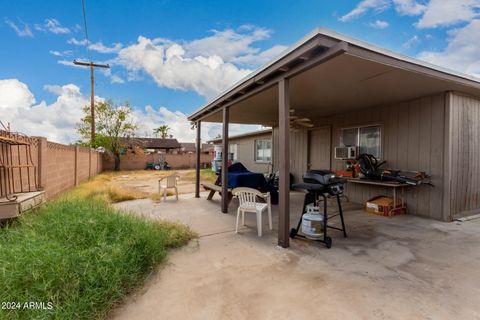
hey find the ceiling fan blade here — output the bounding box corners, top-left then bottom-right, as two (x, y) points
(295, 118), (311, 122)
(297, 122), (314, 128)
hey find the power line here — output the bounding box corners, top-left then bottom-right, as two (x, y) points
(81, 0), (91, 60)
(74, 0), (110, 146)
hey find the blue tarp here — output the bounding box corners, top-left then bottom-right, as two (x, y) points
(224, 163), (266, 189)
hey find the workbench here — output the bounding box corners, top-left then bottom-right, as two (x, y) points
(347, 178), (410, 214)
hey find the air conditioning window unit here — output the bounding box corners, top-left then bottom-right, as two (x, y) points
(335, 146), (357, 160)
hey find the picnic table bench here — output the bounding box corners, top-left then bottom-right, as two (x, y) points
(201, 183), (233, 204)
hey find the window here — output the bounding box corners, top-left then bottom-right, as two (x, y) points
(255, 139), (272, 163)
(341, 125), (381, 158)
(229, 144), (238, 161)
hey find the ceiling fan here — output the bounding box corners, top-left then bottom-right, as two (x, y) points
(289, 109), (314, 131)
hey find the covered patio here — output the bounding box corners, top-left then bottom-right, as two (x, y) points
(189, 28), (480, 248)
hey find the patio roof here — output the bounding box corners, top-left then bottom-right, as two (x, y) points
(190, 27), (480, 248)
(188, 27), (480, 125)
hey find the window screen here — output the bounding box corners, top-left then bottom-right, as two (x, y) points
(255, 140), (272, 162)
(340, 125), (381, 158)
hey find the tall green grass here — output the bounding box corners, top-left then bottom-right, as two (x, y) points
(0, 196), (193, 319)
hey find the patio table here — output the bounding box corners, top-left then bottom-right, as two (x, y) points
(347, 178), (411, 214)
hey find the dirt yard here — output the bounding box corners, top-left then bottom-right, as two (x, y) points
(107, 169), (216, 196)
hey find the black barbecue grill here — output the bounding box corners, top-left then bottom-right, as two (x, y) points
(290, 170), (347, 248)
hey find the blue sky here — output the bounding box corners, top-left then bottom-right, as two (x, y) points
(1, 0), (479, 142)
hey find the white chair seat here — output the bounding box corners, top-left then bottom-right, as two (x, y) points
(233, 187), (272, 237)
(255, 203), (268, 211)
(158, 174), (179, 201)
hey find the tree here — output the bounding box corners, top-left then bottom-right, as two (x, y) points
(153, 125), (170, 139)
(78, 100), (137, 171)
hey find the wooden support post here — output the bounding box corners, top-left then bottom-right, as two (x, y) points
(278, 78), (290, 248)
(195, 121), (201, 198)
(221, 107), (229, 213)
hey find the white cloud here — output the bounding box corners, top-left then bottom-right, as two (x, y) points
(68, 37), (123, 53)
(116, 36), (251, 99)
(88, 42), (123, 54)
(4, 18), (33, 37)
(114, 26), (285, 99)
(403, 35), (420, 48)
(184, 26), (285, 65)
(49, 50), (72, 57)
(368, 20), (390, 29)
(416, 0), (480, 28)
(100, 69), (125, 84)
(131, 105), (262, 142)
(392, 0), (426, 16)
(340, 0), (390, 22)
(0, 79), (261, 144)
(35, 18), (70, 34)
(68, 37), (88, 46)
(418, 20), (480, 77)
(0, 79), (35, 113)
(340, 0), (425, 22)
(230, 44), (287, 66)
(57, 60), (83, 68)
(0, 80), (88, 143)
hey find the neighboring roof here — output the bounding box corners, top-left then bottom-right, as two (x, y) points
(180, 142), (214, 152)
(188, 27), (480, 122)
(123, 137), (181, 149)
(208, 128), (272, 144)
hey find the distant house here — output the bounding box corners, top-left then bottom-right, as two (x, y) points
(208, 129), (273, 173)
(122, 137), (181, 154)
(180, 142), (214, 155)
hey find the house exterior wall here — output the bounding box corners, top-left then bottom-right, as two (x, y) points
(215, 132), (273, 173)
(448, 92), (480, 218)
(272, 129), (308, 184)
(273, 93), (447, 220)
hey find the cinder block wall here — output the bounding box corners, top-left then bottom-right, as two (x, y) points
(1, 136), (103, 199)
(102, 153), (212, 171)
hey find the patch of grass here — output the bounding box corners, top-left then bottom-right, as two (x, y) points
(69, 173), (149, 203)
(183, 168), (217, 183)
(149, 190), (176, 202)
(0, 196), (194, 319)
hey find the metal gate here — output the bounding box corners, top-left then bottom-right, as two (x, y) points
(0, 129), (38, 201)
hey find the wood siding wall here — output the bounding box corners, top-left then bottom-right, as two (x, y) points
(273, 128), (308, 184)
(220, 132), (273, 173)
(449, 92), (480, 218)
(273, 93), (447, 220)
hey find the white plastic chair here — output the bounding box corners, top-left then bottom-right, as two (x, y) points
(233, 187), (272, 237)
(158, 175), (179, 201)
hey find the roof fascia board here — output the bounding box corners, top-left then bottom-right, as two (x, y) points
(193, 41), (348, 122)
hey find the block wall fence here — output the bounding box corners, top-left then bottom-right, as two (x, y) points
(102, 152), (212, 171)
(6, 137), (103, 199)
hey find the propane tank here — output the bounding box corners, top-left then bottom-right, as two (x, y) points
(301, 204), (324, 240)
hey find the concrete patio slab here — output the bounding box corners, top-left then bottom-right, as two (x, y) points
(110, 192), (480, 320)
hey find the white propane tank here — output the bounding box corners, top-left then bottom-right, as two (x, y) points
(301, 204), (324, 239)
(214, 146), (222, 161)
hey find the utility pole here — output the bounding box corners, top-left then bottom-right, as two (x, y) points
(73, 59), (110, 146)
